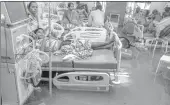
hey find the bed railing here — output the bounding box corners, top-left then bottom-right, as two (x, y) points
(112, 31), (122, 78)
(63, 27), (107, 43)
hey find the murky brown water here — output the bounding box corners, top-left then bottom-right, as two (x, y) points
(25, 49), (170, 105)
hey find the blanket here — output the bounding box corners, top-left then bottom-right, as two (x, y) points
(54, 39), (93, 61)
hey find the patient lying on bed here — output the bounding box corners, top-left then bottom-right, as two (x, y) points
(34, 26), (121, 61)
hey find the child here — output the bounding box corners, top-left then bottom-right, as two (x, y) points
(33, 28), (62, 52)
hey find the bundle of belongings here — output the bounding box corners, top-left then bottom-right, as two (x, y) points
(53, 39), (93, 61)
(16, 35), (49, 87)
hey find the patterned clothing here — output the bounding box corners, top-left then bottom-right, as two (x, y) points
(27, 14), (40, 32)
(56, 39), (93, 60)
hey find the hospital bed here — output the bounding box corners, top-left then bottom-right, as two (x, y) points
(41, 25), (122, 92)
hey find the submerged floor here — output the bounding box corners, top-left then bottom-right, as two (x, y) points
(25, 48), (170, 105)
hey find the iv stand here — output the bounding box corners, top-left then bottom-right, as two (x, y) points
(48, 2), (52, 95)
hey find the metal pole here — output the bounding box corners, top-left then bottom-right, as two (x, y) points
(48, 2), (52, 95)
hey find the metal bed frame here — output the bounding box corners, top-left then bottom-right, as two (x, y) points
(41, 25), (122, 92)
(39, 2), (122, 93)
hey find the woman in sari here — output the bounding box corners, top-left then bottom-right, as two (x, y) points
(27, 1), (40, 33)
(27, 2), (49, 40)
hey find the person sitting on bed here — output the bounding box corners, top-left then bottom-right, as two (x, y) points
(91, 23), (121, 50)
(87, 4), (104, 28)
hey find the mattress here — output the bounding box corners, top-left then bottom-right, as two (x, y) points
(42, 49), (117, 71)
(74, 49), (117, 69)
(42, 52), (73, 68)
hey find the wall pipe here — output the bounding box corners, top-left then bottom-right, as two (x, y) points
(48, 2), (52, 96)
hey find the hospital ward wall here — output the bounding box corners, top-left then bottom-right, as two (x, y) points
(149, 2), (167, 14)
(105, 2), (127, 27)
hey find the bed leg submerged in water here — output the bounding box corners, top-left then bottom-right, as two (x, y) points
(51, 47), (122, 92)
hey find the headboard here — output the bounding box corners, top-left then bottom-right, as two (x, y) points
(64, 27), (107, 42)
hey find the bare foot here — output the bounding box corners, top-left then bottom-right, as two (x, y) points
(35, 87), (42, 92)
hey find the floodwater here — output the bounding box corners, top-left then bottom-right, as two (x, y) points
(25, 48), (170, 105)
